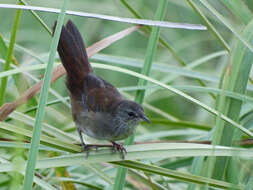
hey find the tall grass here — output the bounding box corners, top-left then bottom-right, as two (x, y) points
(0, 0), (253, 190)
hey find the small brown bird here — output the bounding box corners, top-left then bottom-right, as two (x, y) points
(55, 20), (149, 158)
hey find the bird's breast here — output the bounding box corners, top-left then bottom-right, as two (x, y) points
(75, 111), (137, 141)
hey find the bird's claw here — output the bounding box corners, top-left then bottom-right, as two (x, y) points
(81, 144), (99, 158)
(111, 142), (127, 159)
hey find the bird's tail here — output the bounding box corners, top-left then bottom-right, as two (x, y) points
(53, 20), (92, 95)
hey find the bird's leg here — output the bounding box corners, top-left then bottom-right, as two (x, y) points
(77, 127), (86, 151)
(78, 128), (99, 157)
(111, 141), (127, 159)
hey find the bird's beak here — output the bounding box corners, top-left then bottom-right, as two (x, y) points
(140, 114), (150, 123)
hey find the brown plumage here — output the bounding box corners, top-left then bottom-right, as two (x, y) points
(54, 20), (149, 158)
(53, 21), (92, 97)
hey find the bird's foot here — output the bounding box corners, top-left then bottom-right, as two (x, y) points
(111, 141), (127, 159)
(81, 144), (99, 158)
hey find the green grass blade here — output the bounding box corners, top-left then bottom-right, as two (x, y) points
(0, 122), (80, 152)
(0, 4), (21, 105)
(86, 164), (114, 184)
(9, 111), (77, 142)
(18, 0), (52, 35)
(112, 160), (242, 190)
(91, 51), (226, 70)
(204, 18), (253, 182)
(134, 1), (168, 104)
(187, 156), (205, 190)
(142, 119), (211, 131)
(33, 177), (58, 190)
(128, 169), (167, 190)
(1, 143), (253, 170)
(113, 1), (168, 189)
(222, 0), (253, 25)
(0, 141), (64, 152)
(144, 85), (253, 103)
(0, 34), (18, 66)
(0, 64), (50, 78)
(0, 33), (30, 98)
(186, 0), (230, 52)
(23, 1), (69, 189)
(136, 129), (207, 141)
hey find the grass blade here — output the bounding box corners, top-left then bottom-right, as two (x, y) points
(112, 160), (242, 189)
(0, 122), (80, 152)
(186, 0), (230, 52)
(114, 1), (168, 189)
(18, 0), (52, 35)
(0, 34), (18, 66)
(9, 111), (77, 142)
(23, 1), (69, 189)
(0, 4), (21, 105)
(222, 0), (253, 25)
(0, 4), (207, 30)
(1, 143), (253, 170)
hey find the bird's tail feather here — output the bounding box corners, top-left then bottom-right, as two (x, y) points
(53, 20), (92, 95)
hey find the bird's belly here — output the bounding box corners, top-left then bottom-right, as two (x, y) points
(75, 112), (137, 141)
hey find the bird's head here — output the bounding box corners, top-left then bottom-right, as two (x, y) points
(115, 100), (150, 126)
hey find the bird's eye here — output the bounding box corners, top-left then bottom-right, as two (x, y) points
(128, 112), (135, 117)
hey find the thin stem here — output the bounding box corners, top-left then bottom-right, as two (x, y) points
(0, 3), (21, 105)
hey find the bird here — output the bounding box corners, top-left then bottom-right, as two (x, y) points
(54, 20), (150, 158)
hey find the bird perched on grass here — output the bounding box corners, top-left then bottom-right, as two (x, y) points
(54, 20), (150, 158)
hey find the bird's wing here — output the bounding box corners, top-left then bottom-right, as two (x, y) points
(82, 73), (123, 113)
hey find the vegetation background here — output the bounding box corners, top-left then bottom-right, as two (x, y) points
(0, 0), (253, 189)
